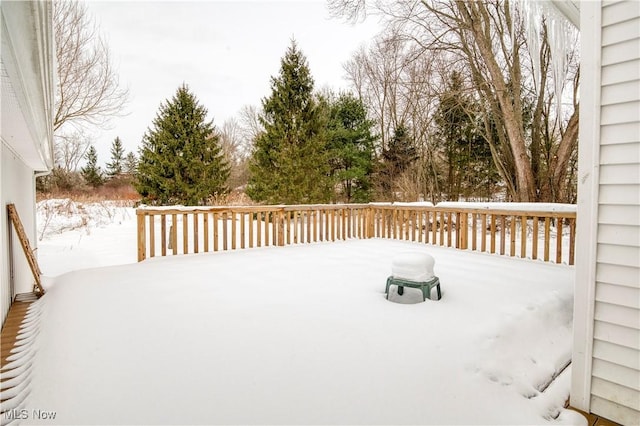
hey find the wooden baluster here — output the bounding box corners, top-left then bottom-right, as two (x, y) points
(472, 213), (477, 251)
(293, 211), (298, 244)
(326, 209), (331, 240)
(161, 215), (167, 256)
(544, 217), (551, 262)
(423, 211), (429, 244)
(569, 217), (576, 265)
(273, 210), (278, 246)
(556, 217), (563, 263)
(149, 214), (155, 258)
(411, 210), (416, 242)
(500, 215), (506, 255)
(182, 213), (188, 254)
(431, 211), (437, 245)
(230, 212), (236, 250)
(510, 216), (516, 257)
(462, 212), (468, 250)
(480, 214), (486, 253)
(249, 211), (254, 248)
(520, 215), (527, 259)
(213, 212), (219, 251)
(331, 209), (336, 241)
(172, 214), (178, 255)
(204, 213), (209, 252)
(256, 212), (262, 247)
(223, 212), (229, 250)
(240, 212), (246, 249)
(490, 214), (496, 254)
(313, 210), (318, 242)
(193, 213), (199, 254)
(532, 216), (539, 260)
(262, 212), (268, 247)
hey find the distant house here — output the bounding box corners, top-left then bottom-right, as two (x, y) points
(0, 1), (55, 325)
(560, 1), (640, 424)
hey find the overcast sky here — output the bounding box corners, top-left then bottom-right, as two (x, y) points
(83, 1), (382, 165)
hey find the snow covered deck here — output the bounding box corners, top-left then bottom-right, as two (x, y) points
(9, 238), (584, 424)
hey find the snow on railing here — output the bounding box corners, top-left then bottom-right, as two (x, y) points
(136, 203), (576, 265)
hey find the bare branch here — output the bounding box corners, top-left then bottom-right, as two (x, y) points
(53, 1), (128, 132)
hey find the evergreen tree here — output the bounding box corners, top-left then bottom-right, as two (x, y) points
(247, 40), (332, 204)
(327, 92), (376, 203)
(106, 137), (125, 178)
(434, 71), (498, 200)
(379, 125), (418, 196)
(135, 84), (230, 205)
(124, 152), (137, 175)
(81, 145), (103, 187)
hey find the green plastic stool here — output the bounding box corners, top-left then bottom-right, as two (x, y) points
(385, 275), (441, 301)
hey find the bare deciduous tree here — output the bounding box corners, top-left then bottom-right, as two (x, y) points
(332, 0), (580, 202)
(219, 118), (244, 163)
(53, 1), (128, 132)
(343, 32), (442, 200)
(54, 130), (93, 172)
(238, 104), (263, 149)
(219, 117), (252, 190)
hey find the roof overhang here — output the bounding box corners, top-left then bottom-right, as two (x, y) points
(0, 1), (56, 171)
(550, 0), (580, 29)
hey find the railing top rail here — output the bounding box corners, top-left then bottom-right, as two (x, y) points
(370, 205), (576, 218)
(136, 203), (372, 215)
(136, 202), (576, 218)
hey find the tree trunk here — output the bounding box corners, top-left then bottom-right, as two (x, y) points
(458, 1), (536, 201)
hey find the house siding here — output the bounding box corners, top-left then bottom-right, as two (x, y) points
(590, 1), (640, 424)
(0, 1), (54, 326)
(0, 143), (38, 326)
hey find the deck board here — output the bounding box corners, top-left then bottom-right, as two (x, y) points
(0, 293), (38, 403)
(567, 404), (623, 425)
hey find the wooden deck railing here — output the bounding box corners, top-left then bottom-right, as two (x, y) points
(136, 204), (576, 265)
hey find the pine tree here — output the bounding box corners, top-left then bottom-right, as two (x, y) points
(106, 137), (125, 178)
(380, 125), (418, 196)
(81, 145), (103, 187)
(124, 152), (137, 175)
(327, 92), (376, 203)
(247, 40), (331, 204)
(434, 71), (498, 200)
(135, 84), (230, 205)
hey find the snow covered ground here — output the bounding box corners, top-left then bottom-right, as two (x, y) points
(11, 200), (586, 424)
(36, 199), (138, 276)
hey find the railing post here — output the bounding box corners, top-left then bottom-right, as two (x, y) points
(137, 211), (146, 262)
(368, 207), (375, 238)
(460, 212), (468, 250)
(278, 210), (285, 246)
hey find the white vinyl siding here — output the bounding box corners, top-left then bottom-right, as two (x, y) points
(591, 395), (640, 425)
(600, 123), (640, 145)
(593, 340), (640, 370)
(589, 1), (640, 424)
(593, 321), (639, 350)
(596, 263), (640, 287)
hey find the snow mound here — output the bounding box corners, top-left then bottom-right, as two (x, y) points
(391, 251), (436, 281)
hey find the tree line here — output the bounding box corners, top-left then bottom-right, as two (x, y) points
(43, 0), (580, 205)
